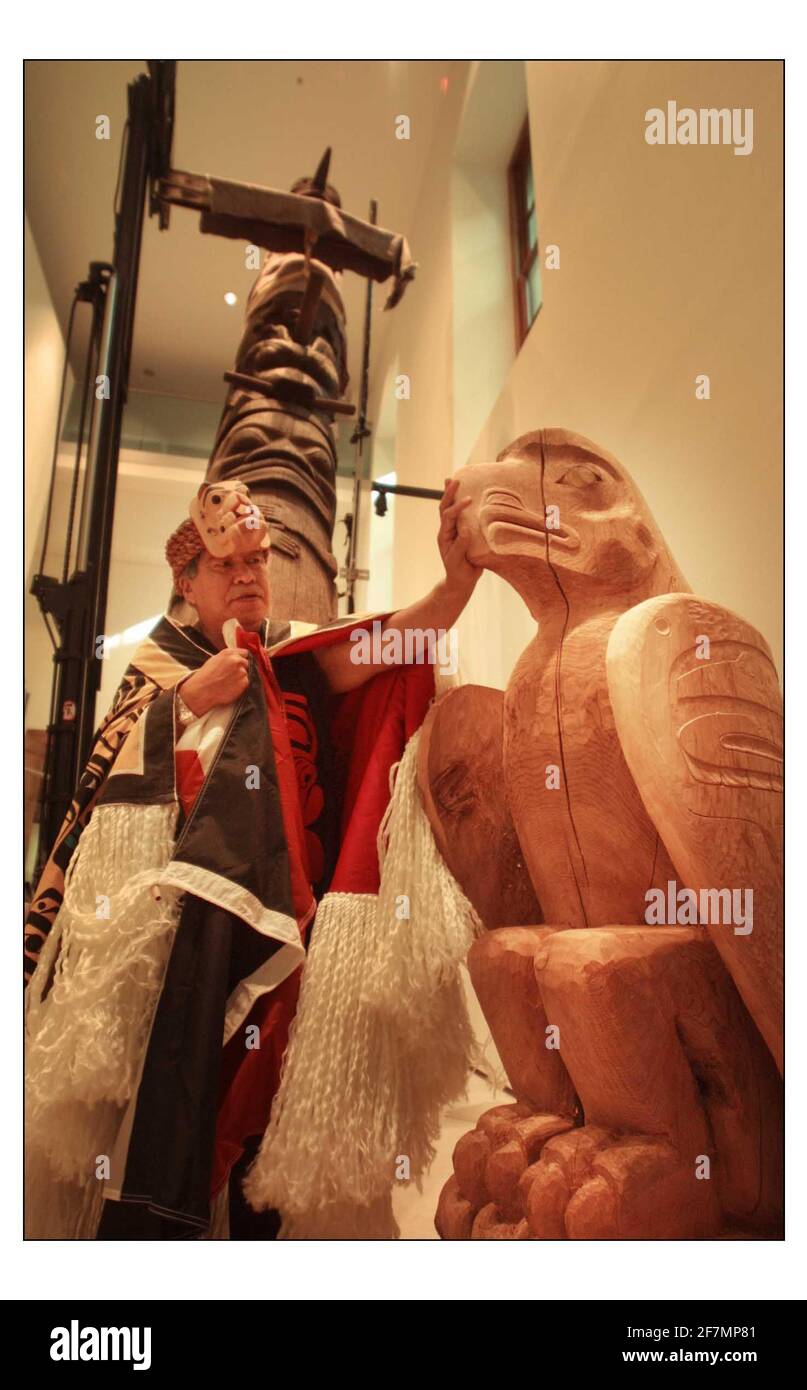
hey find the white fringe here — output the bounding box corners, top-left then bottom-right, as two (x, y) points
(25, 802), (182, 1238)
(205, 1183), (231, 1241)
(243, 728), (485, 1238)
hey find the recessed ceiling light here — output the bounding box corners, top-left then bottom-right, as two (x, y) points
(224, 292), (237, 306)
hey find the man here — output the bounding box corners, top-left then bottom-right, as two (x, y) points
(171, 473), (476, 701)
(25, 476), (480, 1239)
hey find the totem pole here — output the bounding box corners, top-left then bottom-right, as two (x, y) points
(200, 150), (411, 624)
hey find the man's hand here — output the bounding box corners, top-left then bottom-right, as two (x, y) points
(438, 476), (481, 598)
(314, 477), (482, 695)
(179, 649), (250, 717)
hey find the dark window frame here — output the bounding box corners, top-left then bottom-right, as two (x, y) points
(508, 119), (539, 349)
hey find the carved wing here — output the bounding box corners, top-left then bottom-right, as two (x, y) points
(416, 685), (542, 931)
(607, 594), (782, 1072)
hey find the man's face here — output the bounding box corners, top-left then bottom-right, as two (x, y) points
(180, 545), (270, 643)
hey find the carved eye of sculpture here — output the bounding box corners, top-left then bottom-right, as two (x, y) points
(227, 429), (270, 456)
(557, 465), (603, 488)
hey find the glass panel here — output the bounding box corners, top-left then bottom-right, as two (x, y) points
(527, 207), (537, 254)
(337, 415), (371, 478)
(525, 158), (534, 213)
(526, 258), (542, 327)
(64, 385), (222, 459)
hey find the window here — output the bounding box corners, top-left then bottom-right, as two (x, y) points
(508, 121), (541, 346)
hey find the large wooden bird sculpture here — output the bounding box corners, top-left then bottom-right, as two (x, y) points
(421, 427), (782, 1240)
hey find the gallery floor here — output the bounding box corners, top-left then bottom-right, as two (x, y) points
(393, 1072), (509, 1239)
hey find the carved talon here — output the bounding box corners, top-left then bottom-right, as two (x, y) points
(525, 1127), (722, 1240)
(440, 1110), (725, 1239)
(436, 1104), (576, 1238)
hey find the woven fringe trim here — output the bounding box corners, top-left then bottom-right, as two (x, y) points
(243, 728), (485, 1236)
(204, 1183), (231, 1241)
(25, 802), (181, 1238)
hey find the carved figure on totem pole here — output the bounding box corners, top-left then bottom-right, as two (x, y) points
(204, 154), (348, 625)
(421, 427), (782, 1240)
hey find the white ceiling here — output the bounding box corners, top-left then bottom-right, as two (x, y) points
(25, 59), (463, 406)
